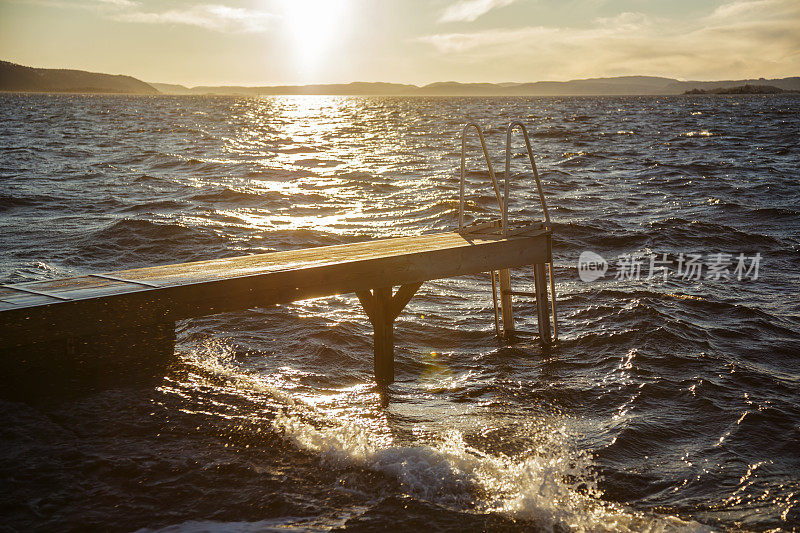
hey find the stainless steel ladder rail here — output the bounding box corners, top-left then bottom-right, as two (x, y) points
(459, 123), (504, 231)
(504, 122), (551, 235)
(505, 122), (558, 342)
(459, 123), (504, 335)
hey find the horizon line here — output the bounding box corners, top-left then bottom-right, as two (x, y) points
(5, 58), (800, 89)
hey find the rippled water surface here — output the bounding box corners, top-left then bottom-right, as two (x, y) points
(1, 94), (799, 532)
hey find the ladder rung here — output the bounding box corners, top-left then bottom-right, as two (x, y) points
(500, 330), (542, 338)
(502, 290), (537, 297)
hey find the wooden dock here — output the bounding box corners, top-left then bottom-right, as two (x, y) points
(0, 122), (558, 395)
(0, 226), (553, 391)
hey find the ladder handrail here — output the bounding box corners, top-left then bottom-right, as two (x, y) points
(457, 121), (558, 344)
(459, 123), (504, 231)
(504, 122), (551, 238)
(505, 122), (558, 342)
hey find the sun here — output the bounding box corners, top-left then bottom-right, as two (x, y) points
(281, 0), (350, 76)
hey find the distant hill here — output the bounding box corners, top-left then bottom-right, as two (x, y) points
(416, 76), (800, 96)
(149, 81), (419, 96)
(149, 82), (191, 95)
(148, 75), (800, 96)
(0, 61), (158, 94)
(414, 76), (681, 96)
(671, 78), (800, 94)
(684, 84), (796, 95)
(3, 60), (799, 96)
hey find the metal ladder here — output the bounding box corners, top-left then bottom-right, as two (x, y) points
(459, 122), (558, 344)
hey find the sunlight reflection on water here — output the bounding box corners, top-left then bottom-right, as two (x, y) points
(1, 94), (798, 530)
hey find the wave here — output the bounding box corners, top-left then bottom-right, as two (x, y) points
(531, 127), (576, 139)
(293, 158), (344, 168)
(182, 344), (708, 532)
(74, 218), (231, 267)
(0, 193), (39, 211)
(648, 217), (785, 249)
(189, 187), (282, 206)
(116, 199), (188, 213)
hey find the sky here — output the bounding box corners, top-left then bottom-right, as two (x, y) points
(0, 0), (798, 86)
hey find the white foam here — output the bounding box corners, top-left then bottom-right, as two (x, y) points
(274, 405), (710, 532)
(180, 341), (711, 532)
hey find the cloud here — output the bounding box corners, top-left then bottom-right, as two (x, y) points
(112, 4), (276, 33)
(9, 0), (139, 9)
(419, 0), (800, 80)
(440, 0), (517, 23)
(96, 0), (139, 7)
(420, 12), (652, 54)
(10, 0), (276, 33)
(707, 0), (794, 20)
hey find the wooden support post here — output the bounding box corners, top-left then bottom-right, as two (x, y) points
(498, 268), (514, 338)
(356, 283), (422, 386)
(533, 263), (552, 344)
(373, 286), (394, 385)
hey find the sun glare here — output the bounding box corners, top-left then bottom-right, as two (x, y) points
(281, 0), (349, 77)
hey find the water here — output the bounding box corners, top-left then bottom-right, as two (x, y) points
(1, 94), (799, 532)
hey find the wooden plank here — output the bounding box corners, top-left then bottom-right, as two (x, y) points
(7, 230), (549, 305)
(0, 276), (125, 307)
(0, 231), (551, 348)
(460, 219), (502, 234)
(89, 273), (160, 288)
(0, 284), (72, 301)
(0, 293), (54, 307)
(0, 301), (20, 312)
